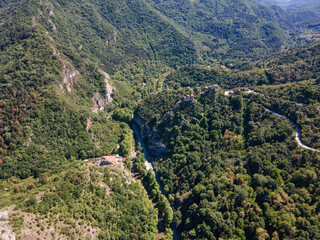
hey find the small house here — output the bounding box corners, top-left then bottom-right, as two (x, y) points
(100, 155), (117, 166)
(183, 95), (197, 102)
(224, 90), (235, 96)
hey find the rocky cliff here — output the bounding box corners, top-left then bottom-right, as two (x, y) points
(133, 114), (169, 157)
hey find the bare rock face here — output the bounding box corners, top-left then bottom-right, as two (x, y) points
(100, 70), (113, 105)
(47, 19), (57, 32)
(86, 118), (93, 131)
(91, 92), (106, 113)
(106, 30), (118, 45)
(61, 65), (79, 92)
(63, 70), (79, 84)
(141, 124), (169, 156)
(133, 115), (169, 157)
(91, 70), (113, 113)
(105, 186), (111, 197)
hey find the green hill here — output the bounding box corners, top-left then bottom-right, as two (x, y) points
(0, 0), (320, 239)
(0, 0), (199, 179)
(146, 0), (295, 60)
(0, 161), (158, 239)
(134, 89), (320, 239)
(162, 40), (320, 90)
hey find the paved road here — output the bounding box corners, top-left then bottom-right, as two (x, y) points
(264, 107), (320, 153)
(242, 89), (320, 152)
(238, 89), (320, 152)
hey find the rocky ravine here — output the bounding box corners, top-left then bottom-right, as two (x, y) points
(132, 95), (199, 157)
(132, 115), (169, 157)
(132, 123), (179, 240)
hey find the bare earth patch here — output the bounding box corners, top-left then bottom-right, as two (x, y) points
(0, 209), (15, 240)
(2, 206), (100, 240)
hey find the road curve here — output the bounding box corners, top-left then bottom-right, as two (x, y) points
(239, 89), (320, 153)
(263, 107), (320, 153)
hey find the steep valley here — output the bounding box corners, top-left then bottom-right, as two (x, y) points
(0, 0), (320, 239)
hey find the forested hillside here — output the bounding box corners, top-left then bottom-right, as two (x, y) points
(258, 0), (320, 42)
(247, 77), (320, 149)
(163, 41), (320, 89)
(1, 161), (158, 239)
(1, 0), (320, 239)
(44, 0), (198, 73)
(147, 0), (292, 60)
(234, 40), (320, 86)
(0, 0), (199, 179)
(134, 89), (320, 239)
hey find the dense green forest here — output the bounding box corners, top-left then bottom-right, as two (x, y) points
(148, 0), (286, 61)
(247, 78), (320, 149)
(1, 0), (320, 239)
(163, 41), (320, 90)
(146, 0), (320, 61)
(258, 0), (320, 32)
(134, 90), (320, 239)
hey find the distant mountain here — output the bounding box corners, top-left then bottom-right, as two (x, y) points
(258, 0), (320, 41)
(147, 0), (293, 59)
(286, 0), (320, 27)
(257, 0), (319, 7)
(286, 0), (320, 8)
(256, 0), (293, 6)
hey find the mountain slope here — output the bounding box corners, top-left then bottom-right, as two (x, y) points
(258, 0), (320, 42)
(0, 160), (158, 239)
(146, 0), (294, 60)
(0, 0), (199, 179)
(162, 40), (320, 90)
(43, 0), (198, 73)
(0, 1), (170, 238)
